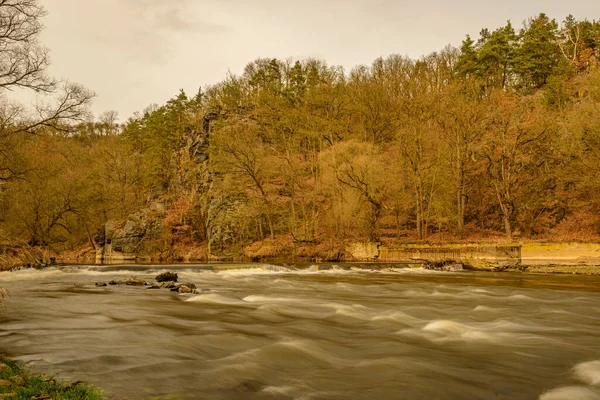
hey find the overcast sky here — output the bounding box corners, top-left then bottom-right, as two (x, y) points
(37, 0), (598, 121)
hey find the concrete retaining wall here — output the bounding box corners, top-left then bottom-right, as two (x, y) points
(377, 244), (521, 268)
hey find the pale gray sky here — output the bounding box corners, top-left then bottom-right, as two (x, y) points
(37, 0), (598, 121)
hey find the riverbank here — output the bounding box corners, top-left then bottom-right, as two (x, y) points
(0, 357), (102, 399)
(5, 239), (600, 276)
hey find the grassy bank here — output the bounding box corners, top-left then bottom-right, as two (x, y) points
(0, 357), (102, 400)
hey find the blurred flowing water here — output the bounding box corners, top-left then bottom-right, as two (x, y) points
(1, 264), (600, 399)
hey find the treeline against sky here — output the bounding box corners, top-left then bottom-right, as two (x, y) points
(2, 12), (600, 256)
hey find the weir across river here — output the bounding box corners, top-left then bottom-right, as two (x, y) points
(364, 243), (522, 268)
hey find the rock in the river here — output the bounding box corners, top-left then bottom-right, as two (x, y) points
(178, 285), (192, 294)
(184, 282), (197, 289)
(108, 280), (119, 285)
(147, 285), (160, 289)
(156, 271), (178, 282)
(164, 281), (176, 289)
(95, 282), (107, 287)
(125, 278), (146, 286)
(176, 285), (197, 294)
(167, 284), (197, 294)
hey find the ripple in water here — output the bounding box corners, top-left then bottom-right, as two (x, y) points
(2, 265), (600, 399)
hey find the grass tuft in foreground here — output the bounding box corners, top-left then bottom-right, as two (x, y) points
(0, 357), (103, 400)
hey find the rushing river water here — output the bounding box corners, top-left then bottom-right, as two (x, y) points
(1, 264), (600, 399)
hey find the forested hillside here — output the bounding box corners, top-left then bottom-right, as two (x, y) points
(1, 9), (600, 261)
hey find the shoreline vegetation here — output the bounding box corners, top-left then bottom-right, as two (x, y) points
(0, 8), (600, 263)
(1, 5), (600, 266)
(0, 357), (102, 400)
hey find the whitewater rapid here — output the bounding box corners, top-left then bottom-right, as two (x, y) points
(1, 264), (600, 399)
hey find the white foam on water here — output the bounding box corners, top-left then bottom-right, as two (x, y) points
(486, 319), (569, 333)
(508, 294), (536, 301)
(574, 360), (600, 386)
(473, 305), (496, 312)
(184, 293), (252, 307)
(243, 295), (373, 321)
(243, 295), (306, 304)
(66, 269), (152, 277)
(397, 319), (536, 344)
(422, 320), (471, 334)
(213, 339), (349, 369)
(329, 303), (372, 320)
(421, 320), (497, 342)
(0, 268), (64, 281)
(216, 268), (285, 276)
(261, 385), (296, 395)
(312, 269), (357, 275)
(539, 386), (600, 400)
(401, 289), (430, 297)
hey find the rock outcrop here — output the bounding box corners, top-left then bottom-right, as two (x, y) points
(95, 204), (167, 262)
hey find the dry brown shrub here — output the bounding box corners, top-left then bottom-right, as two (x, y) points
(243, 237), (295, 259)
(537, 211), (600, 242)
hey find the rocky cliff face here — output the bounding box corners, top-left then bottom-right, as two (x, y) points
(95, 206), (167, 262)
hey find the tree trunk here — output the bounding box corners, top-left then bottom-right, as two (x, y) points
(502, 209), (513, 242)
(495, 190), (514, 242)
(415, 174), (425, 241)
(266, 213), (275, 240)
(456, 151), (465, 238)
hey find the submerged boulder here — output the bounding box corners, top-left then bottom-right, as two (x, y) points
(156, 271), (178, 282)
(177, 285), (194, 294)
(169, 284), (197, 294)
(125, 278), (146, 286)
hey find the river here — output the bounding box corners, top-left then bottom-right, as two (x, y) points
(1, 264), (600, 399)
